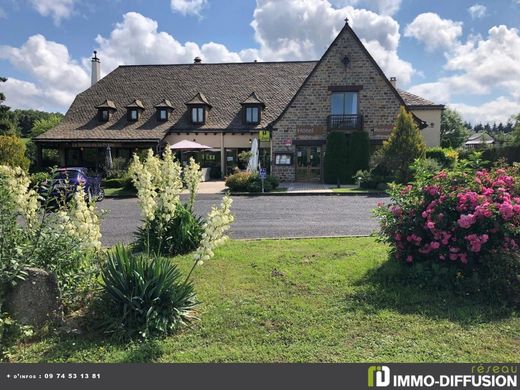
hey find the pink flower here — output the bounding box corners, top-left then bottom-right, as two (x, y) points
(391, 205), (403, 217)
(426, 221), (435, 230)
(430, 241), (440, 250)
(499, 202), (514, 220)
(406, 255), (413, 263)
(458, 214), (476, 229)
(459, 253), (468, 264)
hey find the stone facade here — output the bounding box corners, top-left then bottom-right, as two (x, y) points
(272, 23), (405, 182)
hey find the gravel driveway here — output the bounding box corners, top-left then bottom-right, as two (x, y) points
(99, 195), (388, 247)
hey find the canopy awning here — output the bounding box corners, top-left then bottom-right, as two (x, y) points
(169, 140), (212, 150)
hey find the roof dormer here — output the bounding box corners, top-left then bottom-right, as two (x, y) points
(186, 93), (212, 125)
(241, 92), (265, 125)
(155, 99), (174, 122)
(95, 99), (117, 122)
(125, 99), (145, 122)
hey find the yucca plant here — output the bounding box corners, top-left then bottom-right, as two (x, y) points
(134, 203), (204, 256)
(101, 245), (197, 339)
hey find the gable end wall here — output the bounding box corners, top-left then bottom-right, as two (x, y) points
(272, 25), (403, 181)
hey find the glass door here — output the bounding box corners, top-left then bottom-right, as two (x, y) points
(295, 146), (321, 182)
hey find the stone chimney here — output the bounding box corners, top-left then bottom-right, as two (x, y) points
(193, 56), (202, 64)
(389, 77), (397, 88)
(91, 51), (100, 85)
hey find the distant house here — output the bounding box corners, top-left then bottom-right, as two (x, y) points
(35, 20), (444, 182)
(465, 132), (495, 149)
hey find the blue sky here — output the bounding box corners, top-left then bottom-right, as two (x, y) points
(0, 0), (519, 124)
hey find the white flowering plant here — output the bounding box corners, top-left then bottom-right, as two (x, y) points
(0, 165), (102, 309)
(130, 149), (206, 256)
(100, 148), (233, 338)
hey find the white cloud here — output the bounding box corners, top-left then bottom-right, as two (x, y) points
(251, 0), (414, 82)
(468, 4), (487, 19)
(410, 25), (520, 102)
(170, 0), (207, 18)
(404, 12), (463, 52)
(92, 12), (244, 73)
(29, 0), (76, 25)
(409, 24), (520, 124)
(450, 97), (520, 124)
(333, 0), (402, 16)
(0, 7), (6, 19)
(0, 35), (89, 109)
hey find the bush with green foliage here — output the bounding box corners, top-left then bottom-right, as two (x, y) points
(425, 147), (458, 168)
(104, 157), (131, 179)
(375, 156), (520, 307)
(225, 171), (279, 192)
(135, 203), (204, 256)
(324, 131), (349, 184)
(29, 171), (51, 188)
(379, 107), (426, 183)
(0, 136), (30, 171)
(100, 245), (197, 339)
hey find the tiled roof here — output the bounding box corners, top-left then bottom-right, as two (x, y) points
(36, 61), (442, 142)
(398, 89), (443, 108)
(36, 61), (318, 142)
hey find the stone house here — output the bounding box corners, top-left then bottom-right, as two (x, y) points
(36, 20), (443, 182)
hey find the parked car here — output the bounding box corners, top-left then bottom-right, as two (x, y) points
(40, 167), (104, 206)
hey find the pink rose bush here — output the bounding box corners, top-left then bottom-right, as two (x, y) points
(376, 164), (520, 267)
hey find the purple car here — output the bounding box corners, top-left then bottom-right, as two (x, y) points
(42, 167), (105, 204)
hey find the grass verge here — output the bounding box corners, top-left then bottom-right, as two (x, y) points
(6, 237), (519, 363)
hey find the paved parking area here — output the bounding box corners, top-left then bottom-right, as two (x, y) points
(99, 194), (388, 247)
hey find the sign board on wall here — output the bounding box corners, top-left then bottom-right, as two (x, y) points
(296, 126), (326, 136)
(258, 130), (270, 142)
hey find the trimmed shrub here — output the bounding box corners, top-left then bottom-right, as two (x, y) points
(425, 147), (458, 168)
(100, 245), (197, 339)
(480, 145), (520, 165)
(0, 136), (29, 171)
(348, 131), (370, 181)
(376, 162), (520, 306)
(225, 171), (279, 192)
(324, 132), (349, 184)
(225, 171), (253, 192)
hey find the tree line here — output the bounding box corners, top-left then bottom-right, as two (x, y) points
(0, 77), (64, 138)
(440, 108), (520, 149)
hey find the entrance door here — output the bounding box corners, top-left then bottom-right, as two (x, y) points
(296, 145), (322, 182)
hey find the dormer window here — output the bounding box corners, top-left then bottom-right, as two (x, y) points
(245, 106), (260, 124)
(241, 92), (265, 126)
(191, 107), (205, 124)
(185, 93), (212, 126)
(129, 109), (138, 121)
(158, 109), (168, 121)
(95, 99), (117, 122)
(155, 99), (174, 122)
(100, 109), (109, 122)
(125, 99), (145, 123)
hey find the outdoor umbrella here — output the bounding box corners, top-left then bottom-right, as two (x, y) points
(169, 140), (212, 150)
(105, 146), (113, 169)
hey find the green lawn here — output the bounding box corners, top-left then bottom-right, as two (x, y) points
(331, 186), (386, 194)
(104, 187), (137, 198)
(6, 237), (519, 363)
